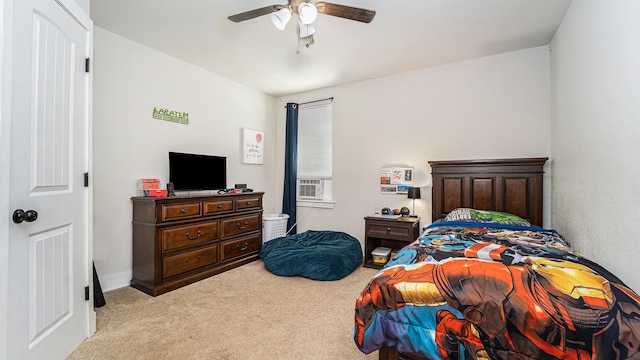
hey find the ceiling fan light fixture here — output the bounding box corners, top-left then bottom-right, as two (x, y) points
(299, 22), (316, 38)
(271, 7), (292, 30)
(298, 2), (318, 24)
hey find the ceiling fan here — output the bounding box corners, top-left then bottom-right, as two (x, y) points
(228, 1), (376, 47)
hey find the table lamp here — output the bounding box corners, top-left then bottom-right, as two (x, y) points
(407, 187), (421, 218)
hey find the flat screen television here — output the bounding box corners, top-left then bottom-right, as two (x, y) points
(169, 152), (227, 191)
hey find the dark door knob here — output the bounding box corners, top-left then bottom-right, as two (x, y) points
(12, 209), (38, 224)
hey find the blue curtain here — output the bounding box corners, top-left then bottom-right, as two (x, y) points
(283, 103), (299, 234)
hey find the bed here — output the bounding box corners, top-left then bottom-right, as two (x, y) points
(354, 158), (640, 360)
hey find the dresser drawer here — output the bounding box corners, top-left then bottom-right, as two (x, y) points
(221, 214), (261, 238)
(367, 223), (414, 241)
(235, 196), (261, 210)
(203, 199), (234, 215)
(221, 234), (262, 262)
(162, 221), (218, 252)
(162, 245), (218, 279)
(161, 201), (202, 221)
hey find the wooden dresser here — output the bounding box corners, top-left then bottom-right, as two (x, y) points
(131, 192), (264, 296)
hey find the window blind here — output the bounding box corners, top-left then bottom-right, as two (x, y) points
(297, 100), (332, 178)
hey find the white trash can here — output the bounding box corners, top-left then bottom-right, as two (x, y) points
(262, 214), (290, 243)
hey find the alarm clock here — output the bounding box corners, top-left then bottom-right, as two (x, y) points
(400, 207), (410, 216)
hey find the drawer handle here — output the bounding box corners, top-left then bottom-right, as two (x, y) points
(185, 230), (201, 240)
(237, 243), (249, 251)
(180, 208), (187, 214)
(236, 221), (249, 230)
(185, 255), (202, 263)
(246, 202), (252, 205)
(218, 204), (224, 209)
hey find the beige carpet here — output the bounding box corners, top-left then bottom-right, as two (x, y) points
(68, 260), (380, 360)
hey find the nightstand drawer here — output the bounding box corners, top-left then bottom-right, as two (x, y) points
(162, 221), (218, 252)
(221, 214), (261, 238)
(161, 202), (201, 221)
(367, 223), (414, 241)
(221, 234), (262, 262)
(162, 245), (218, 279)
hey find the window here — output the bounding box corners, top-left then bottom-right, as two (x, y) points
(297, 99), (333, 206)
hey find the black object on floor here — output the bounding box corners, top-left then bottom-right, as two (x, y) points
(93, 263), (106, 308)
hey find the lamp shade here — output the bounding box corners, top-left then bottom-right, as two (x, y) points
(298, 2), (318, 24)
(299, 22), (315, 38)
(407, 187), (421, 199)
(271, 8), (292, 30)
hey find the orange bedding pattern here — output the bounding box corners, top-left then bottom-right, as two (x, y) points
(355, 216), (640, 359)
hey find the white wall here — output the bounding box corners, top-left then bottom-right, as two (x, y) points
(276, 46), (552, 243)
(92, 28), (277, 290)
(550, 1), (640, 292)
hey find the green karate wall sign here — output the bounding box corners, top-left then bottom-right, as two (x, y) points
(153, 107), (189, 125)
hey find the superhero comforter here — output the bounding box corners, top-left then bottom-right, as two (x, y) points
(354, 212), (640, 359)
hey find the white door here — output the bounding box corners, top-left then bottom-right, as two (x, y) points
(7, 0), (93, 358)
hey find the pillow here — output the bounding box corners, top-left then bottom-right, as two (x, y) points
(443, 208), (531, 226)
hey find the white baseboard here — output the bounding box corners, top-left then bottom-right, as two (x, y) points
(97, 270), (132, 292)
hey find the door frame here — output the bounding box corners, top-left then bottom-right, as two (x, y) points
(1, 0), (11, 355)
(0, 0), (95, 356)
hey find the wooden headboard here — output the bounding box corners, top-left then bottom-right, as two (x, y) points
(429, 158), (548, 227)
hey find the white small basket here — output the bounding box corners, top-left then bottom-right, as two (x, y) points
(262, 213), (290, 242)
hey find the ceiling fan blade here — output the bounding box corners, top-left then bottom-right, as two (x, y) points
(228, 5), (283, 23)
(315, 2), (376, 23)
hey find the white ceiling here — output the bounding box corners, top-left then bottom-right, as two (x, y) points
(90, 0), (571, 97)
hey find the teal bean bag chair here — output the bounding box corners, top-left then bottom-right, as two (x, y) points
(259, 230), (363, 281)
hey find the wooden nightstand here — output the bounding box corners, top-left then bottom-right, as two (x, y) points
(363, 215), (421, 269)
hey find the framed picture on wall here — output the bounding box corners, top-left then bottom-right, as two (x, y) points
(242, 128), (264, 164)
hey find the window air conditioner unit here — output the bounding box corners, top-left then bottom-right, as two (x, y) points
(298, 179), (323, 200)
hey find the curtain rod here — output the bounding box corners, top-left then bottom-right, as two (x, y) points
(299, 97), (333, 105)
(284, 97), (333, 108)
